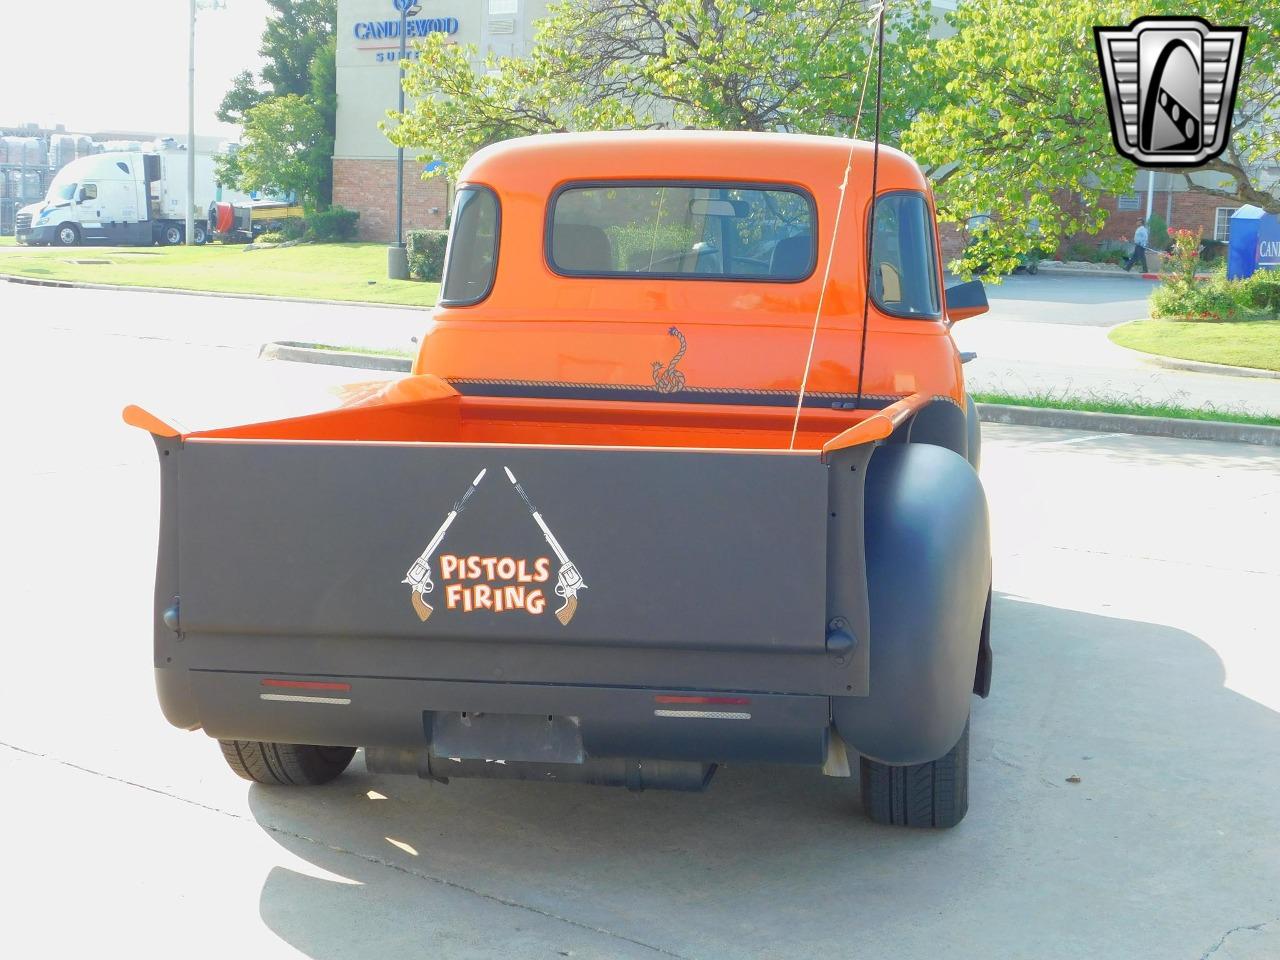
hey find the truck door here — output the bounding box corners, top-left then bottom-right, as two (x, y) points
(75, 183), (106, 242)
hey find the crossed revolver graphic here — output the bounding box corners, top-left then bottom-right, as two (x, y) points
(401, 467), (588, 626)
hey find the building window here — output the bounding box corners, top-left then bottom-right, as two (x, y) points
(488, 0), (518, 14)
(1116, 193), (1141, 211)
(1214, 207), (1238, 243)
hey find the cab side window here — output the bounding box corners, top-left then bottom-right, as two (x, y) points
(440, 186), (500, 306)
(869, 191), (941, 319)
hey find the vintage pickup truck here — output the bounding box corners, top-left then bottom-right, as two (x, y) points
(126, 131), (992, 828)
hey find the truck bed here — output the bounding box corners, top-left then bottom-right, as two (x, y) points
(127, 377), (986, 773)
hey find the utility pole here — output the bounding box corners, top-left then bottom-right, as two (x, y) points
(187, 0), (225, 246)
(388, 0), (421, 280)
(187, 0), (196, 245)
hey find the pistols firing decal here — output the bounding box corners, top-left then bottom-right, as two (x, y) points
(503, 466), (588, 625)
(402, 466), (587, 626)
(403, 468), (487, 621)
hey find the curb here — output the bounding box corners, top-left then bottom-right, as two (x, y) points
(260, 343), (1279, 447)
(976, 403), (1280, 447)
(1133, 352), (1280, 381)
(1138, 272), (1211, 281)
(259, 341), (413, 372)
(0, 272), (427, 311)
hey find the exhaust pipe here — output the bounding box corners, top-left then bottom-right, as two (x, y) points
(365, 747), (716, 793)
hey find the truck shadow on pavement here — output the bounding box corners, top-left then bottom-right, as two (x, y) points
(246, 593), (1280, 960)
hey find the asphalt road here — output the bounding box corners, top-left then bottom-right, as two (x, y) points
(980, 271), (1159, 327)
(1, 282), (1278, 959)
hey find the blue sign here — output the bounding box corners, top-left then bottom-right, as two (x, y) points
(1258, 216), (1280, 270)
(1227, 206), (1280, 279)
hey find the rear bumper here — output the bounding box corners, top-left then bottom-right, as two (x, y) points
(179, 670), (832, 766)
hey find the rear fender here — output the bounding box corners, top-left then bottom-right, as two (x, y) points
(831, 442), (990, 765)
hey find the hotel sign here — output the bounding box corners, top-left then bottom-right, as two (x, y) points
(352, 2), (460, 63)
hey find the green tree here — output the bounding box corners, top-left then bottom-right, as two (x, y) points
(259, 0), (337, 96)
(388, 0), (936, 176)
(217, 0), (338, 206)
(228, 95), (329, 205)
(904, 0), (1280, 275)
(216, 69), (266, 126)
(308, 36), (338, 207)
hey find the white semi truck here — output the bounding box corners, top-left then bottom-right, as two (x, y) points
(15, 147), (246, 247)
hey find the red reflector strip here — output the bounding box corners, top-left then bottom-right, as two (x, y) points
(261, 678), (351, 692)
(654, 695), (751, 706)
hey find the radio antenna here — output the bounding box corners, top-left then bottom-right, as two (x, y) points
(789, 1), (887, 450)
(853, 2), (887, 415)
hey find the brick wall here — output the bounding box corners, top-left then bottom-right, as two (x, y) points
(333, 158), (448, 242)
(1058, 188), (1235, 255)
(938, 221), (965, 263)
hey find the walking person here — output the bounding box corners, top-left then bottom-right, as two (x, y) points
(1123, 219), (1150, 272)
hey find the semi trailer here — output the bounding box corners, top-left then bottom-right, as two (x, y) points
(15, 146), (245, 247)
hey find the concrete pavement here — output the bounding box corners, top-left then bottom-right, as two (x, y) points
(952, 274), (1280, 416)
(5, 273), (1280, 415)
(1, 281), (1278, 959)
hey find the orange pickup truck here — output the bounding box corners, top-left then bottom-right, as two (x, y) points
(127, 131), (992, 828)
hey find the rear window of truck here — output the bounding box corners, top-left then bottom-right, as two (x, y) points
(869, 191), (941, 319)
(547, 182), (816, 281)
(441, 186), (500, 306)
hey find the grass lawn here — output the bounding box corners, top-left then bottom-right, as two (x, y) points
(0, 241), (439, 306)
(1109, 318), (1280, 373)
(972, 390), (1280, 427)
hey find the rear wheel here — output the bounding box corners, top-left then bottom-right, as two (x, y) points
(218, 740), (355, 786)
(859, 717), (969, 828)
(193, 223), (207, 245)
(160, 224), (183, 246)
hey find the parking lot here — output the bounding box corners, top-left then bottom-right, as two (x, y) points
(2, 283), (1278, 959)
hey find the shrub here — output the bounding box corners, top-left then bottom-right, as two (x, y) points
(1199, 239), (1227, 263)
(1060, 239), (1124, 265)
(1241, 269), (1280, 317)
(1147, 213), (1170, 252)
(407, 229), (448, 281)
(254, 231), (287, 245)
(280, 217), (308, 241)
(305, 205), (360, 242)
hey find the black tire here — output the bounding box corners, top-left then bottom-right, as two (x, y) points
(160, 224), (183, 246)
(218, 740), (355, 786)
(55, 223), (80, 247)
(859, 717), (969, 828)
(193, 223), (207, 245)
(1027, 259), (1039, 275)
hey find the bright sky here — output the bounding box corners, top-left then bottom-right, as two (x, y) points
(1, 0), (271, 139)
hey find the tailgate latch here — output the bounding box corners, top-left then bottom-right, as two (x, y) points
(826, 617), (856, 663)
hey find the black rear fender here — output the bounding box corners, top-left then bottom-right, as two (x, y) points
(832, 442), (990, 765)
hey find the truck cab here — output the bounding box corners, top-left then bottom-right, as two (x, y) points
(17, 148), (235, 247)
(126, 131), (993, 829)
